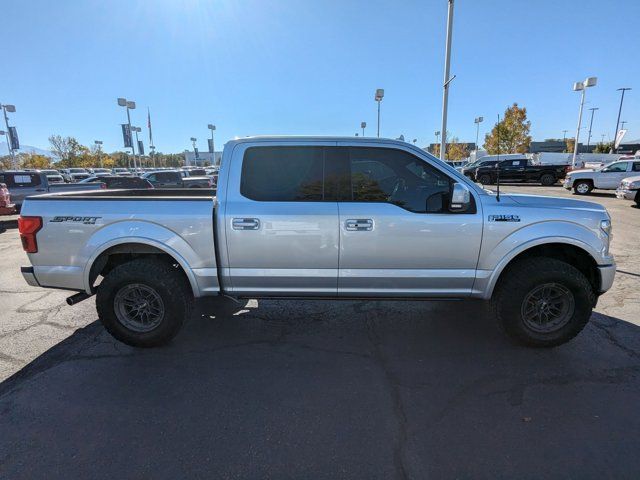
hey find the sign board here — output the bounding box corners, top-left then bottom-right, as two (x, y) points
(8, 126), (19, 150)
(121, 124), (132, 148)
(614, 129), (627, 149)
(138, 140), (144, 155)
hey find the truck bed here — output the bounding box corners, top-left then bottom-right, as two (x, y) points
(20, 190), (218, 295)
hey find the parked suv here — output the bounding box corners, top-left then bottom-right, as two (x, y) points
(564, 160), (640, 195)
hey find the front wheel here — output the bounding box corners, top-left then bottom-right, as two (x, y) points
(634, 190), (640, 208)
(96, 258), (192, 347)
(573, 180), (593, 195)
(491, 257), (595, 347)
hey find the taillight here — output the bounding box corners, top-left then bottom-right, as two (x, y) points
(18, 216), (42, 253)
(100, 183), (107, 189)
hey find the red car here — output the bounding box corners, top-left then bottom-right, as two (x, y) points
(0, 182), (16, 215)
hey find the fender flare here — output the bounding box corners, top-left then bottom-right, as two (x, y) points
(478, 234), (603, 300)
(81, 222), (204, 297)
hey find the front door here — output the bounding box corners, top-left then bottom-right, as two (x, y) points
(224, 145), (339, 296)
(337, 146), (483, 297)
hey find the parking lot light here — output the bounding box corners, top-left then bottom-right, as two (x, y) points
(375, 89), (384, 138)
(117, 97), (137, 170)
(571, 77), (597, 168)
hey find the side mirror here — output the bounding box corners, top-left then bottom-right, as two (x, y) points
(450, 183), (471, 211)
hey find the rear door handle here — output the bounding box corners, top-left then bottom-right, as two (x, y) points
(232, 218), (260, 230)
(345, 219), (373, 231)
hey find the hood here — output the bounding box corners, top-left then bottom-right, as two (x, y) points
(505, 193), (606, 213)
(567, 168), (596, 175)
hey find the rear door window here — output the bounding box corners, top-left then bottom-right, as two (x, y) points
(241, 146), (325, 201)
(7, 173), (41, 187)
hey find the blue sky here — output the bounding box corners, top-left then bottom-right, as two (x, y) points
(1, 0), (638, 153)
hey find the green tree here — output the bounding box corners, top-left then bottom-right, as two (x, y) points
(565, 138), (575, 153)
(593, 142), (613, 154)
(483, 103), (532, 154)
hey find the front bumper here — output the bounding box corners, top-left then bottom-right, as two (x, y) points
(597, 263), (616, 294)
(563, 178), (573, 189)
(21, 266), (40, 287)
(615, 187), (637, 200)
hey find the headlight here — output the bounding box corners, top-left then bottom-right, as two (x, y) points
(600, 219), (612, 236)
(628, 180), (640, 189)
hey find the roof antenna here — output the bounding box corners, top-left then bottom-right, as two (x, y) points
(495, 113), (501, 202)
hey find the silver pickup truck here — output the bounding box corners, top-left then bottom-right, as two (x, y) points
(19, 137), (615, 348)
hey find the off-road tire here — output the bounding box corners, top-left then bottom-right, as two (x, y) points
(540, 173), (556, 186)
(478, 173), (492, 185)
(96, 258), (192, 347)
(573, 180), (593, 195)
(491, 257), (595, 347)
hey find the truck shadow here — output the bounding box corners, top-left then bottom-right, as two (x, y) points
(1, 298), (640, 478)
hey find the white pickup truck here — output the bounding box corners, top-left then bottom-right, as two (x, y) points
(563, 159), (640, 194)
(19, 137), (615, 348)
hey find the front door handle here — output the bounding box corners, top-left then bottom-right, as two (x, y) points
(345, 219), (373, 231)
(232, 218), (260, 230)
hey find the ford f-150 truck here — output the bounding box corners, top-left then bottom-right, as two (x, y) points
(19, 137), (616, 348)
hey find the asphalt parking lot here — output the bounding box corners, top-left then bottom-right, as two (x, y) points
(1, 184), (639, 479)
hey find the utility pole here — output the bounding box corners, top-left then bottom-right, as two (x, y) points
(613, 87), (631, 153)
(439, 0), (455, 161)
(361, 121), (366, 137)
(474, 116), (483, 153)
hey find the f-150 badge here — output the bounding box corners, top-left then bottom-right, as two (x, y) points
(488, 214), (520, 222)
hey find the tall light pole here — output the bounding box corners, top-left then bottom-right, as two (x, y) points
(620, 120), (627, 131)
(474, 116), (483, 152)
(440, 0), (455, 161)
(613, 87), (631, 153)
(562, 130), (568, 142)
(375, 89), (384, 137)
(94, 140), (103, 168)
(190, 137), (198, 166)
(117, 97), (137, 170)
(571, 77), (597, 168)
(412, 138), (417, 145)
(1, 103), (17, 167)
(207, 124), (216, 166)
(434, 131), (441, 154)
(586, 107), (598, 151)
(361, 121), (367, 137)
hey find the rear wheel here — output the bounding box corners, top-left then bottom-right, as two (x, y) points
(491, 257), (595, 347)
(96, 258), (192, 347)
(478, 173), (492, 185)
(540, 173), (556, 186)
(634, 190), (640, 208)
(573, 180), (593, 195)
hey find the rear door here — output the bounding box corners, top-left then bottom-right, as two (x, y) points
(502, 159), (527, 181)
(597, 161), (630, 188)
(336, 145), (483, 297)
(223, 143), (340, 296)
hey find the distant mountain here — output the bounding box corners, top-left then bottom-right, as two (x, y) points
(0, 141), (56, 158)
